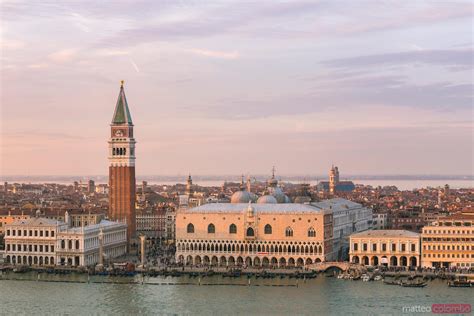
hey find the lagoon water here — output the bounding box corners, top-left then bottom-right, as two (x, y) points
(0, 274), (472, 315)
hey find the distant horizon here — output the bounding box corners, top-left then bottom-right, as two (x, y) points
(2, 174), (473, 181)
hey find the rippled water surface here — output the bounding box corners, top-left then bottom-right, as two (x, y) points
(0, 275), (472, 315)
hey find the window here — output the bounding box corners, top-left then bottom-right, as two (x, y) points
(382, 244), (387, 252)
(354, 243), (358, 251)
(68, 240), (72, 249)
(264, 224), (272, 234)
(401, 244), (406, 252)
(208, 223), (215, 234)
(246, 227), (255, 237)
(391, 244), (396, 252)
(411, 244), (416, 252)
(61, 240), (65, 249)
(51, 231), (54, 237)
(308, 227), (316, 237)
(363, 243), (368, 251)
(229, 224), (237, 234)
(372, 244), (377, 251)
(76, 240), (80, 249)
(187, 223), (194, 233)
(285, 227), (293, 237)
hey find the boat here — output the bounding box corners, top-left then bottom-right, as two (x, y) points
(400, 281), (427, 288)
(448, 277), (472, 288)
(361, 274), (370, 282)
(374, 275), (383, 281)
(383, 280), (400, 285)
(13, 266), (28, 273)
(448, 281), (472, 288)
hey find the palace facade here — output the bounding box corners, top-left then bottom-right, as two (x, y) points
(175, 202), (333, 267)
(3, 217), (65, 266)
(3, 214), (127, 267)
(349, 230), (421, 267)
(56, 220), (127, 267)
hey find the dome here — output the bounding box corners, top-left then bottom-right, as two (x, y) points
(231, 190), (252, 204)
(268, 186), (286, 203)
(257, 195), (277, 204)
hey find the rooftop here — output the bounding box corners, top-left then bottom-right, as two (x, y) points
(351, 229), (420, 238)
(10, 217), (63, 227)
(63, 220), (126, 233)
(311, 198), (362, 211)
(185, 203), (327, 214)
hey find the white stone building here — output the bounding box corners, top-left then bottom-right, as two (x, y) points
(3, 215), (127, 267)
(311, 198), (372, 261)
(3, 217), (66, 266)
(56, 220), (127, 267)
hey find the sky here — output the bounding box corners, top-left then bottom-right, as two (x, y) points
(1, 0), (473, 177)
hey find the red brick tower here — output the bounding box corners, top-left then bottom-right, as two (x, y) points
(108, 81), (136, 248)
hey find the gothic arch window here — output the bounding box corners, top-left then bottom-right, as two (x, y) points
(285, 227), (293, 237)
(187, 223), (195, 233)
(264, 224), (272, 234)
(308, 227), (316, 237)
(208, 223), (215, 234)
(246, 227), (255, 237)
(229, 224), (237, 234)
(75, 240), (80, 249)
(61, 240), (65, 249)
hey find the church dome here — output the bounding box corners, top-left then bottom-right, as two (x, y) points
(268, 186), (287, 203)
(231, 190), (252, 204)
(257, 195), (277, 204)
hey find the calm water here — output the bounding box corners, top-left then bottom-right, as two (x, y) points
(0, 274), (472, 315)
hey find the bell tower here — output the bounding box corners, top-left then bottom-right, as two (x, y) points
(108, 81), (136, 248)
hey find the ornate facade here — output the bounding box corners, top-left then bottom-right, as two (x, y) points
(176, 203), (333, 267)
(3, 216), (127, 267)
(56, 220), (127, 266)
(108, 81), (136, 246)
(3, 217), (64, 266)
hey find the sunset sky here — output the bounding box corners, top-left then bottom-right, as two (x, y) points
(1, 1), (472, 176)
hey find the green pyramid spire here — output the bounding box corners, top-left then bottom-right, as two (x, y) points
(111, 80), (133, 125)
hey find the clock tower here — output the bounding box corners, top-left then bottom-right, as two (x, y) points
(108, 81), (136, 248)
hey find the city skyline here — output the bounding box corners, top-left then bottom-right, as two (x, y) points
(1, 1), (473, 176)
